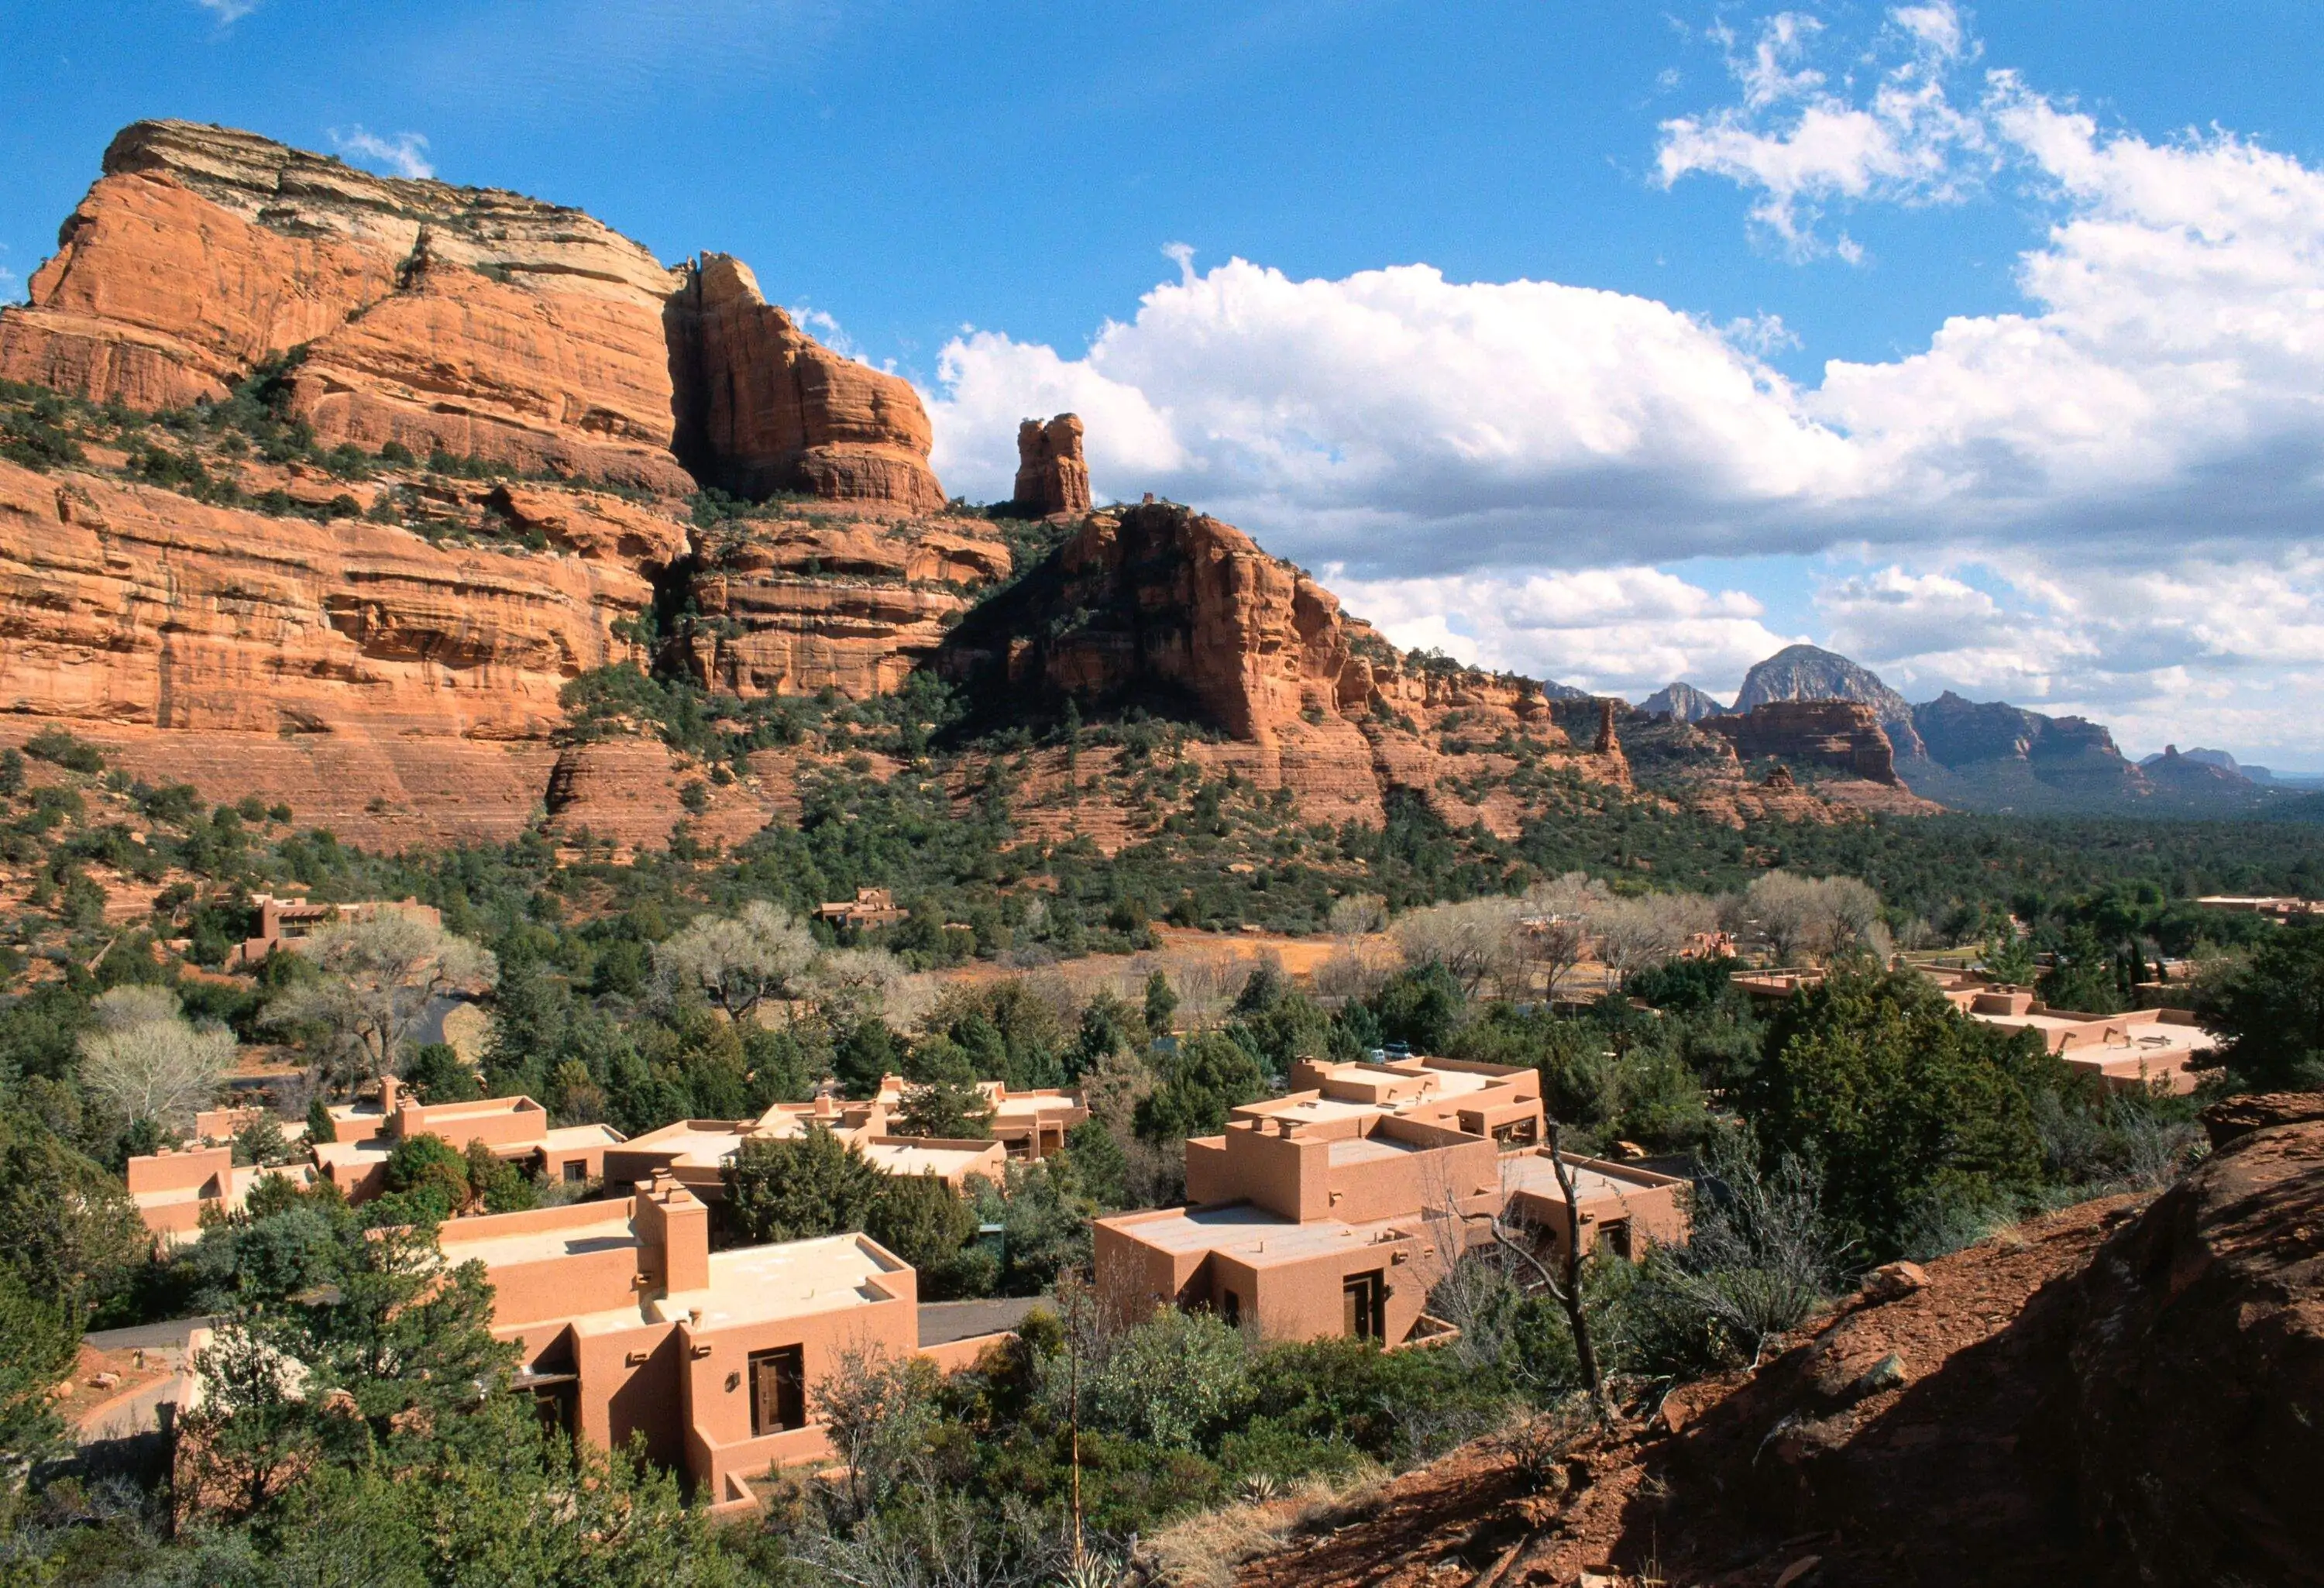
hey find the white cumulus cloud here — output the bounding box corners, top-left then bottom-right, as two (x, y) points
(328, 126), (435, 180)
(916, 5), (2324, 758)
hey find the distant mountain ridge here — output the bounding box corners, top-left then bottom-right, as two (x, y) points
(1647, 648), (2282, 816)
(1640, 681), (1728, 723)
(1731, 644), (1927, 760)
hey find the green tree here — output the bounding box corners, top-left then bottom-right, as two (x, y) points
(2195, 922), (2324, 1091)
(1143, 970), (1179, 1038)
(406, 1041), (483, 1102)
(307, 1091), (339, 1143)
(896, 1075), (994, 1139)
(722, 1126), (885, 1244)
(181, 1219), (517, 1518)
(1367, 961), (1466, 1052)
(1088, 1308), (1254, 1449)
(0, 1267), (79, 1476)
(0, 1113), (146, 1307)
(383, 1132), (471, 1218)
(1136, 1030), (1267, 1144)
(865, 1172), (979, 1291)
(999, 1157), (1096, 1292)
(1061, 1115), (1132, 1210)
(463, 1138), (538, 1215)
(1741, 968), (2063, 1260)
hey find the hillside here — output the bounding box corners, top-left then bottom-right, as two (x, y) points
(0, 120), (1905, 858)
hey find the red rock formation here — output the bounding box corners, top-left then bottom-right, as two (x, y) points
(1012, 414), (1092, 517)
(946, 501), (1370, 743)
(0, 455), (658, 847)
(1703, 699), (1903, 785)
(2044, 1093), (2324, 1583)
(0, 122), (947, 510)
(665, 256), (946, 512)
(683, 510), (1012, 699)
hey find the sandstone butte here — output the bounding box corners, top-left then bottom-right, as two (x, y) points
(0, 119), (944, 509)
(0, 119), (1911, 853)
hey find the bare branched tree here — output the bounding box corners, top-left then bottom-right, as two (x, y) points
(652, 900), (813, 1019)
(1393, 897), (1524, 995)
(79, 988), (235, 1131)
(1742, 872), (1889, 967)
(263, 913), (497, 1086)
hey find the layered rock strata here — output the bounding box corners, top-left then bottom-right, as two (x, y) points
(685, 510), (1013, 699)
(0, 456), (657, 847)
(1012, 414), (1092, 517)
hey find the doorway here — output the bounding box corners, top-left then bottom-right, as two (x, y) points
(748, 1346), (806, 1436)
(1342, 1270), (1386, 1342)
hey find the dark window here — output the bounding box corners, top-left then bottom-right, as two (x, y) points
(1342, 1270), (1386, 1342)
(1599, 1219), (1633, 1260)
(1220, 1288), (1241, 1326)
(749, 1346), (806, 1435)
(562, 1160), (587, 1183)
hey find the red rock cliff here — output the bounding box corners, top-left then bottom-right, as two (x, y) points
(1703, 699), (1903, 785)
(0, 121), (945, 511)
(665, 255), (945, 512)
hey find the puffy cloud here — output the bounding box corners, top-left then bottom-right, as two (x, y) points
(328, 126), (434, 180)
(927, 256), (1858, 573)
(1325, 565), (1798, 701)
(918, 8), (2324, 758)
(1810, 550), (2324, 758)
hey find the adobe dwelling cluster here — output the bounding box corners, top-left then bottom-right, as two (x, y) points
(608, 1076), (1088, 1198)
(1732, 965), (2217, 1095)
(1930, 974), (2216, 1095)
(1095, 1055), (1686, 1346)
(125, 1073), (624, 1243)
(182, 1175), (1010, 1514)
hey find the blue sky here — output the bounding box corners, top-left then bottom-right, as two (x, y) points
(8, 2), (2324, 765)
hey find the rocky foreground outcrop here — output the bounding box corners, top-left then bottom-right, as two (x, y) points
(0, 121), (944, 508)
(2044, 1094), (2324, 1583)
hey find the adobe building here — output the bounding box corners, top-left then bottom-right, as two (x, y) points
(125, 1144), (316, 1244)
(607, 1076), (1086, 1199)
(225, 892), (444, 967)
(1935, 981), (2216, 1095)
(1095, 1055), (1686, 1346)
(311, 1074), (624, 1199)
(810, 887), (909, 930)
(179, 1174), (1010, 1516)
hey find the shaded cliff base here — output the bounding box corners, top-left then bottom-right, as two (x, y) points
(1231, 1096), (2324, 1588)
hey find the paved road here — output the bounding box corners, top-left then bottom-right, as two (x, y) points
(86, 1315), (217, 1353)
(917, 1295), (1046, 1347)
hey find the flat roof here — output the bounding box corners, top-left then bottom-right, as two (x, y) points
(1108, 1204), (1408, 1265)
(860, 1140), (995, 1177)
(310, 1139), (391, 1169)
(618, 1122), (751, 1166)
(1255, 1096), (1380, 1124)
(1502, 1154), (1676, 1206)
(542, 1122), (625, 1150)
(650, 1234), (898, 1328)
(438, 1209), (641, 1270)
(1328, 1135), (1420, 1167)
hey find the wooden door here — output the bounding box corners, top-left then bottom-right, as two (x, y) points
(749, 1346), (806, 1435)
